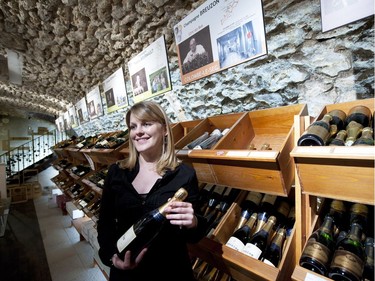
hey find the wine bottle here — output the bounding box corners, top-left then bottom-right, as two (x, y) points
(363, 237), (374, 281)
(194, 129), (224, 149)
(254, 194), (277, 234)
(345, 121), (364, 146)
(241, 216), (277, 259)
(273, 198), (291, 231)
(329, 130), (347, 146)
(202, 185), (227, 217)
(345, 105), (372, 128)
(353, 127), (374, 146)
(297, 114), (332, 146)
(240, 191), (263, 215)
(184, 132), (209, 149)
(116, 188), (188, 260)
(206, 187), (240, 236)
(197, 184), (216, 213)
(328, 199), (347, 237)
(226, 212), (257, 252)
(285, 206), (295, 239)
(261, 228), (286, 267)
(299, 215), (335, 276)
(233, 209), (252, 233)
(350, 203), (369, 236)
(328, 223), (366, 281)
(328, 109), (347, 131)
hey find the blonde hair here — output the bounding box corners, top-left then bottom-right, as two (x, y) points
(118, 100), (179, 175)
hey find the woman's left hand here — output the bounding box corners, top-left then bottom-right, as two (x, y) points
(165, 201), (198, 229)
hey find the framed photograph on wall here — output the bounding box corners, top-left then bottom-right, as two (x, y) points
(320, 0), (374, 32)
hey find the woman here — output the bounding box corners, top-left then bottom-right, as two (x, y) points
(97, 100), (207, 281)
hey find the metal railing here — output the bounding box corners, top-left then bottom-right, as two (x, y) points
(0, 129), (67, 179)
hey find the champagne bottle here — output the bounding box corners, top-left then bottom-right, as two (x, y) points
(353, 127), (374, 146)
(197, 184), (216, 213)
(116, 188), (188, 260)
(254, 194), (277, 234)
(299, 215), (335, 276)
(350, 203), (369, 236)
(206, 187), (240, 236)
(233, 209), (252, 232)
(328, 223), (366, 281)
(345, 121), (364, 146)
(202, 185), (227, 217)
(226, 212), (257, 252)
(328, 199), (347, 237)
(363, 237), (374, 281)
(345, 105), (372, 128)
(329, 130), (347, 146)
(261, 228), (286, 267)
(297, 114), (332, 146)
(241, 216), (277, 259)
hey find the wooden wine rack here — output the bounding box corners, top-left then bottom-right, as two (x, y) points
(291, 98), (375, 281)
(50, 98), (374, 281)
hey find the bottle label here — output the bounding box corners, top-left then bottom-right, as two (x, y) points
(117, 226), (136, 253)
(329, 249), (364, 280)
(263, 259), (276, 267)
(241, 243), (262, 259)
(300, 239), (331, 265)
(226, 237), (245, 251)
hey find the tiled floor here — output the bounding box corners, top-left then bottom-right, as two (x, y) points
(33, 166), (107, 281)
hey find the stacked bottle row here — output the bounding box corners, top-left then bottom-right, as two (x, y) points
(299, 199), (374, 281)
(85, 167), (108, 189)
(194, 184), (295, 270)
(298, 105), (374, 146)
(225, 192), (295, 268)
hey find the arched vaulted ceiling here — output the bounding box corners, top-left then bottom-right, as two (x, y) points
(0, 0), (201, 122)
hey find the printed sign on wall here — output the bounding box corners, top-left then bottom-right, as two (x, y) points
(174, 0), (267, 85)
(320, 0), (374, 32)
(75, 96), (89, 125)
(128, 36), (172, 103)
(68, 106), (78, 128)
(102, 67), (128, 114)
(86, 85), (104, 120)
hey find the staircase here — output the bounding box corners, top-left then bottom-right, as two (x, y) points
(0, 129), (67, 184)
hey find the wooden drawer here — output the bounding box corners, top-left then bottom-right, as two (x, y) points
(291, 98), (375, 205)
(189, 192), (296, 281)
(187, 104), (307, 196)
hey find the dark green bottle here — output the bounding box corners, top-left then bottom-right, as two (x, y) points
(299, 215), (335, 276)
(328, 223), (365, 281)
(363, 237), (374, 281)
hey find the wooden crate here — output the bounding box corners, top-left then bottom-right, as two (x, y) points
(188, 104), (308, 196)
(171, 119), (202, 144)
(291, 98), (375, 205)
(189, 193), (296, 281)
(175, 112), (246, 184)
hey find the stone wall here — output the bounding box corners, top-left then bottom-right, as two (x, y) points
(72, 0), (374, 136)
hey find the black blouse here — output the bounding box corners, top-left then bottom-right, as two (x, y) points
(97, 161), (207, 281)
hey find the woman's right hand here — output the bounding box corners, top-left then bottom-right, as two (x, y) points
(111, 248), (148, 270)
